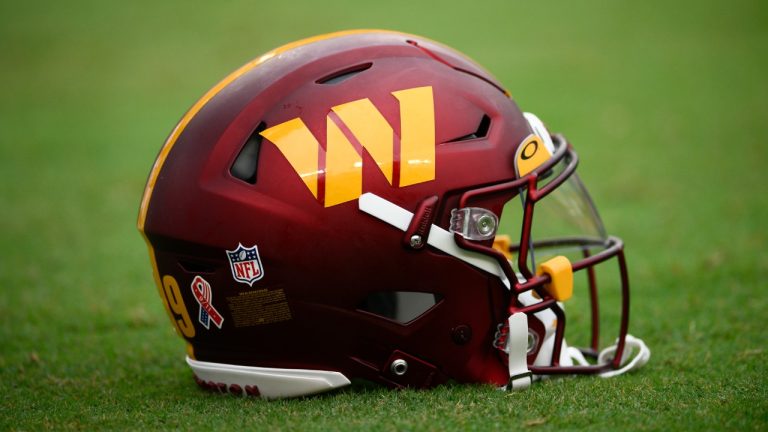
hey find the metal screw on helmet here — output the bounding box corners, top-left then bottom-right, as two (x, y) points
(527, 330), (539, 354)
(390, 359), (408, 376)
(476, 214), (497, 236)
(451, 324), (473, 345)
(409, 235), (423, 248)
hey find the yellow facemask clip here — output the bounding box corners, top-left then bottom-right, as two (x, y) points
(492, 235), (513, 260)
(536, 256), (573, 301)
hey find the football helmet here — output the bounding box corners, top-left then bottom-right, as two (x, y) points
(138, 30), (649, 399)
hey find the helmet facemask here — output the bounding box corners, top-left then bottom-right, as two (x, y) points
(452, 114), (644, 382)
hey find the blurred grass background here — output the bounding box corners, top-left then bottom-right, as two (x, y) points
(1, 0), (766, 430)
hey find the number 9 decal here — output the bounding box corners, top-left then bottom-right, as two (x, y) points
(161, 275), (196, 338)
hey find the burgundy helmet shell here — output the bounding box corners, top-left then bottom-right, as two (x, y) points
(138, 30), (648, 399)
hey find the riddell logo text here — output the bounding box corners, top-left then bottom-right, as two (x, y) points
(260, 86), (436, 207)
(194, 375), (261, 397)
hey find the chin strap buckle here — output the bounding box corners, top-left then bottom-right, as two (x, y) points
(509, 371), (533, 390)
(505, 313), (532, 391)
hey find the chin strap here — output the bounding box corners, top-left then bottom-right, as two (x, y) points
(595, 334), (651, 378)
(505, 313), (533, 390)
(566, 334), (651, 378)
(504, 316), (650, 390)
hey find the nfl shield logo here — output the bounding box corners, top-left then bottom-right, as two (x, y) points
(226, 243), (265, 286)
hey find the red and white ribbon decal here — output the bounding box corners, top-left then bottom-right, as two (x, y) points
(191, 276), (224, 329)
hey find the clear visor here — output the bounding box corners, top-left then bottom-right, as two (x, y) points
(496, 155), (608, 272)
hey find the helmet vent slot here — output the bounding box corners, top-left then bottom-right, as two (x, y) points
(316, 63), (372, 85)
(358, 291), (442, 324)
(444, 114), (491, 143)
(230, 122), (266, 184)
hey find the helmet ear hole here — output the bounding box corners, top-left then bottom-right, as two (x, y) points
(230, 122), (266, 184)
(359, 291), (442, 324)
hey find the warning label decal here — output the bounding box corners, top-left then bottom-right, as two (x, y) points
(226, 288), (292, 327)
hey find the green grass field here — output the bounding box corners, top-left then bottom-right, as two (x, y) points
(2, 0), (767, 430)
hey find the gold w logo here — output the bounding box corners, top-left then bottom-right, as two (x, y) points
(260, 86), (435, 207)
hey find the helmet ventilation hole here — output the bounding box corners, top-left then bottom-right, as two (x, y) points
(230, 122), (266, 184)
(444, 115), (491, 143)
(316, 63), (372, 85)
